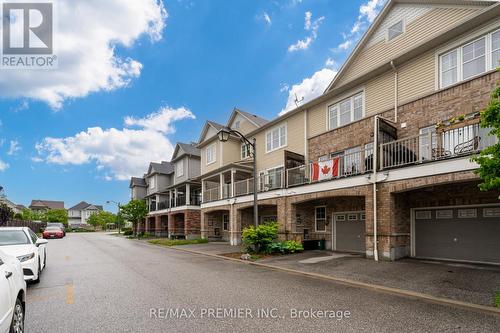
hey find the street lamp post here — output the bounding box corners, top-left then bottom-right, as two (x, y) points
(106, 200), (122, 234)
(217, 129), (258, 229)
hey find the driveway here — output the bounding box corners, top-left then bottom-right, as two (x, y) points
(25, 233), (500, 332)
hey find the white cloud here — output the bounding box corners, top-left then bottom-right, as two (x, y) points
(334, 0), (386, 52)
(0, 0), (167, 109)
(288, 11), (324, 52)
(280, 83), (290, 93)
(0, 160), (8, 172)
(280, 68), (337, 115)
(258, 12), (273, 25)
(7, 140), (21, 156)
(325, 57), (338, 68)
(35, 106), (195, 180)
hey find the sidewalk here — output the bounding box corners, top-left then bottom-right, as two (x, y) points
(170, 243), (500, 308)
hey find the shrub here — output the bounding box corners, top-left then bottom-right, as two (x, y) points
(267, 240), (304, 254)
(123, 229), (133, 236)
(495, 290), (500, 308)
(242, 223), (278, 253)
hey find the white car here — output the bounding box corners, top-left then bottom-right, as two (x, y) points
(0, 227), (48, 283)
(0, 249), (26, 333)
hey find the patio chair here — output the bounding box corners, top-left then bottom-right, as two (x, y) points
(453, 136), (481, 155)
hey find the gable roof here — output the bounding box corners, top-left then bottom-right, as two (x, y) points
(172, 142), (201, 161)
(198, 120), (225, 144)
(227, 108), (269, 128)
(325, 0), (497, 92)
(147, 161), (174, 176)
(68, 201), (103, 211)
(29, 200), (65, 210)
(130, 177), (147, 188)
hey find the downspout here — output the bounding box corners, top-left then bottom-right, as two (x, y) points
(372, 115), (379, 262)
(390, 60), (398, 123)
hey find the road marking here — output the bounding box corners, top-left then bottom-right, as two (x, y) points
(65, 282), (74, 305)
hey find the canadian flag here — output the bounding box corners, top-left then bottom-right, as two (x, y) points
(312, 158), (340, 181)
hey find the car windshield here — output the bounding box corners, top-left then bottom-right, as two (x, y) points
(0, 230), (30, 246)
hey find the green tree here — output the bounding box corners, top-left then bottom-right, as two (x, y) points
(0, 203), (13, 226)
(120, 199), (147, 236)
(472, 65), (500, 195)
(87, 213), (101, 229)
(87, 211), (117, 230)
(45, 209), (69, 226)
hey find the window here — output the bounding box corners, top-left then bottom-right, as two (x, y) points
(439, 29), (500, 88)
(388, 20), (403, 41)
(436, 210), (453, 219)
(458, 209), (477, 218)
(328, 92), (364, 130)
(440, 49), (458, 87)
(206, 144), (216, 164)
(177, 159), (184, 177)
(462, 37), (485, 80)
(266, 124), (287, 152)
(241, 143), (252, 159)
(233, 120), (240, 129)
(415, 211), (431, 220)
(492, 30), (500, 68)
(150, 176), (156, 189)
(347, 213), (358, 221)
(222, 214), (229, 231)
(315, 207), (327, 232)
(483, 208), (500, 218)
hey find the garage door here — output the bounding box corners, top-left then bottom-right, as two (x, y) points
(414, 206), (500, 264)
(334, 212), (365, 253)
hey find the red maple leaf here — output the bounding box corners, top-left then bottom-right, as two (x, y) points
(321, 164), (331, 175)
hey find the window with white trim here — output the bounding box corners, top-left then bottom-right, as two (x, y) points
(176, 159), (184, 177)
(439, 29), (500, 88)
(206, 144), (216, 165)
(315, 206), (327, 232)
(388, 20), (403, 41)
(222, 214), (229, 231)
(266, 124), (287, 152)
(492, 30), (500, 68)
(328, 92), (364, 130)
(149, 176), (156, 189)
(241, 143), (252, 159)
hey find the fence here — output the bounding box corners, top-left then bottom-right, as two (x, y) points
(3, 219), (46, 233)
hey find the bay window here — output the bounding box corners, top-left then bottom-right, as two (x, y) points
(328, 92), (364, 130)
(439, 29), (500, 88)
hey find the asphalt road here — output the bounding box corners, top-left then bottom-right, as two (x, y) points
(26, 233), (500, 333)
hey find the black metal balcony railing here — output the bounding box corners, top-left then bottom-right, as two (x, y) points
(157, 200), (170, 210)
(201, 122), (497, 204)
(149, 203), (157, 212)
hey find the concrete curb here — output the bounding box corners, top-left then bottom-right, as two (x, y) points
(157, 244), (500, 317)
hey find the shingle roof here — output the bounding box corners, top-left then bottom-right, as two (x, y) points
(68, 201), (90, 210)
(29, 200), (65, 210)
(177, 142), (201, 157)
(149, 161), (174, 175)
(130, 177), (147, 187)
(235, 109), (269, 127)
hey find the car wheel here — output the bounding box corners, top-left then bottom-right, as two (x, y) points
(33, 260), (41, 284)
(9, 298), (24, 333)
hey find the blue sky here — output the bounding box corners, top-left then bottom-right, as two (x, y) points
(0, 0), (385, 210)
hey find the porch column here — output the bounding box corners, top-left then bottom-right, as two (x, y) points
(169, 190), (173, 207)
(230, 169), (235, 197)
(201, 180), (206, 203)
(230, 206), (242, 246)
(167, 213), (175, 238)
(174, 188), (178, 207)
(186, 183), (191, 206)
(200, 211), (208, 239)
(277, 198), (288, 241)
(155, 215), (161, 237)
(219, 173), (224, 199)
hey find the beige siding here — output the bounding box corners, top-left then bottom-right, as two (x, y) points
(307, 100), (328, 138)
(200, 140), (221, 175)
(255, 112), (305, 171)
(365, 71), (394, 116)
(336, 7), (478, 87)
(237, 119), (258, 136)
(398, 50), (435, 104)
(222, 140), (242, 165)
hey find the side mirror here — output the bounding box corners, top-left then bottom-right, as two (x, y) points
(36, 238), (48, 247)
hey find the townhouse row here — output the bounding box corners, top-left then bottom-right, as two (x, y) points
(130, 0), (500, 264)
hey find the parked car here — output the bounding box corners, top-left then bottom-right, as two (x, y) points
(0, 249), (26, 333)
(0, 227), (48, 283)
(46, 222), (65, 236)
(42, 226), (64, 239)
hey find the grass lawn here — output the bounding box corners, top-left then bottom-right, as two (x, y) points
(148, 238), (209, 247)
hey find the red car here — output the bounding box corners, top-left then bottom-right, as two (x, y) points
(43, 226), (64, 239)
